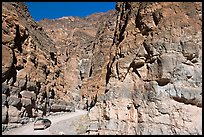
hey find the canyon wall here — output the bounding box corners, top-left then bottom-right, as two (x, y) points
(38, 10), (116, 109)
(2, 2), (202, 135)
(84, 2), (202, 135)
(2, 2), (75, 130)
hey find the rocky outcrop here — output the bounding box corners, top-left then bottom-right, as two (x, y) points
(84, 2), (202, 135)
(2, 2), (75, 129)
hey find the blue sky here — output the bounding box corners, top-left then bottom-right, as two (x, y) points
(26, 2), (116, 21)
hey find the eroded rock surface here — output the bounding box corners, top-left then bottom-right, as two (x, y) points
(2, 2), (75, 130)
(2, 2), (202, 135)
(38, 10), (116, 109)
(84, 2), (202, 135)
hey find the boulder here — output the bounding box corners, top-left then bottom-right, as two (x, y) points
(8, 106), (21, 123)
(20, 90), (36, 100)
(7, 95), (21, 107)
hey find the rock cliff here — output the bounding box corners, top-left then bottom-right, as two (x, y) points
(85, 2), (202, 135)
(2, 2), (202, 135)
(38, 10), (115, 109)
(2, 2), (75, 130)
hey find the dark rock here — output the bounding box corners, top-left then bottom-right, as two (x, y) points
(2, 105), (8, 124)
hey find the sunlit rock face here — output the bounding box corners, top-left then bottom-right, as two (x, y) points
(2, 2), (116, 130)
(2, 2), (202, 135)
(83, 2), (202, 135)
(2, 2), (75, 128)
(38, 10), (117, 109)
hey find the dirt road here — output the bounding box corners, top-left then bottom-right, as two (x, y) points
(2, 109), (88, 135)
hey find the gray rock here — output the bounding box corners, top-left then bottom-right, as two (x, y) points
(51, 104), (75, 112)
(20, 90), (36, 100)
(2, 94), (8, 106)
(7, 95), (21, 107)
(88, 121), (99, 131)
(2, 83), (10, 95)
(9, 86), (21, 96)
(21, 98), (32, 107)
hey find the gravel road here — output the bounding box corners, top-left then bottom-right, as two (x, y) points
(2, 109), (88, 135)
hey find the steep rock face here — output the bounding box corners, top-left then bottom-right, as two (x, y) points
(86, 2), (202, 135)
(38, 10), (116, 108)
(2, 2), (202, 135)
(2, 2), (75, 129)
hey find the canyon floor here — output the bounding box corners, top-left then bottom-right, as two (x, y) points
(2, 109), (88, 135)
